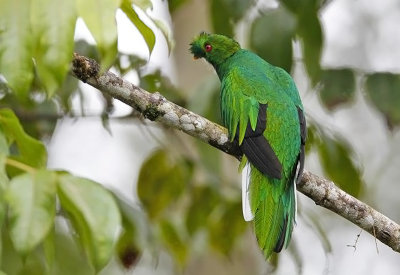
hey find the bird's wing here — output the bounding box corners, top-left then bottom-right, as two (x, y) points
(239, 103), (282, 179)
(221, 67), (282, 179)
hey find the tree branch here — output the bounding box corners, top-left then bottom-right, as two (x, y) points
(71, 53), (400, 253)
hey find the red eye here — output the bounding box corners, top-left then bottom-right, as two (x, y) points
(205, 44), (212, 52)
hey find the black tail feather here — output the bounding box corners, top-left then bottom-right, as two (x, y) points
(274, 214), (288, 253)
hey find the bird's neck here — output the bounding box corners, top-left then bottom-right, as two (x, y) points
(214, 49), (243, 80)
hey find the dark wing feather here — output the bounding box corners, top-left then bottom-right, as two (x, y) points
(295, 107), (307, 184)
(238, 104), (282, 179)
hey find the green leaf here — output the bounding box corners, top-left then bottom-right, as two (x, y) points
(319, 68), (356, 110)
(159, 219), (188, 267)
(121, 0), (156, 55)
(168, 0), (190, 13)
(208, 200), (247, 255)
(116, 228), (141, 269)
(57, 174), (121, 271)
(278, 0), (323, 84)
(209, 0), (254, 37)
(137, 149), (189, 220)
(250, 7), (296, 73)
(0, 108), (47, 169)
(76, 0), (120, 70)
(0, 155), (7, 264)
(318, 135), (362, 197)
(304, 123), (317, 153)
(140, 71), (184, 106)
(0, 0), (34, 99)
(43, 226), (56, 271)
(220, 0), (254, 22)
(209, 0), (233, 37)
(132, 0), (152, 10)
(0, 128), (9, 155)
(150, 17), (175, 54)
(185, 185), (219, 235)
(365, 73), (400, 129)
(297, 10), (323, 86)
(31, 0), (77, 97)
(55, 75), (79, 114)
(49, 230), (93, 275)
(278, 0), (324, 14)
(6, 170), (57, 254)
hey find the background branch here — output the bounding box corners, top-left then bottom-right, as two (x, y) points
(71, 53), (400, 253)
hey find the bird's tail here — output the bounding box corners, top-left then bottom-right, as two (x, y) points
(249, 165), (296, 259)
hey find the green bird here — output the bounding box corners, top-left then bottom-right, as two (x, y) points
(190, 33), (306, 258)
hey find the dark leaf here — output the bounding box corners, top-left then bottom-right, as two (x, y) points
(188, 77), (221, 123)
(250, 7), (296, 73)
(304, 123), (317, 153)
(168, 0), (190, 13)
(365, 73), (400, 129)
(318, 135), (363, 197)
(74, 40), (100, 61)
(210, 0), (254, 37)
(208, 200), (247, 255)
(297, 10), (323, 86)
(159, 219), (188, 267)
(140, 71), (186, 107)
(115, 53), (147, 76)
(116, 228), (141, 270)
(279, 0), (323, 13)
(319, 68), (356, 110)
(137, 149), (190, 220)
(222, 0), (254, 22)
(210, 0), (234, 37)
(185, 185), (219, 235)
(56, 74), (79, 114)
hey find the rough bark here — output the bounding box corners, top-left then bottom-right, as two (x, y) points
(71, 53), (400, 253)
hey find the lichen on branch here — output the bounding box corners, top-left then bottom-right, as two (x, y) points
(71, 53), (400, 253)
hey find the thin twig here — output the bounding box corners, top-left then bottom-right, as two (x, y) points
(347, 229), (362, 252)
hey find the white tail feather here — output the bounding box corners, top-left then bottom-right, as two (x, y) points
(241, 163), (254, 221)
(293, 179), (298, 223)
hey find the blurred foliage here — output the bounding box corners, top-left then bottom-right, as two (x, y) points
(306, 120), (363, 197)
(137, 149), (191, 220)
(0, 109), (121, 273)
(318, 69), (356, 110)
(365, 73), (400, 129)
(0, 0), (399, 273)
(250, 7), (296, 73)
(140, 70), (187, 106)
(210, 0), (255, 37)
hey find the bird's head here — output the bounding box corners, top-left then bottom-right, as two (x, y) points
(190, 32), (241, 67)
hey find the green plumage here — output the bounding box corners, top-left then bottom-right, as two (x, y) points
(190, 33), (305, 258)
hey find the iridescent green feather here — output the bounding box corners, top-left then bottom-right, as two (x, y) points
(190, 33), (303, 259)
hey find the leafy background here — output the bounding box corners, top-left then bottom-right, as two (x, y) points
(0, 0), (400, 274)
